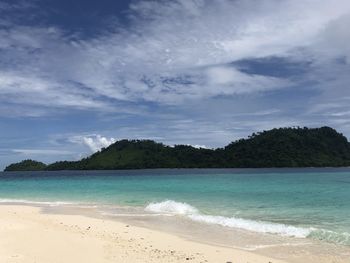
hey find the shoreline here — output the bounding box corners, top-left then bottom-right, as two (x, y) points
(1, 204), (349, 263)
(3, 166), (350, 174)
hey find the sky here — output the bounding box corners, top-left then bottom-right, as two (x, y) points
(1, 0), (350, 169)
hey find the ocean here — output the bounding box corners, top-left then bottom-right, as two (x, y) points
(0, 168), (349, 246)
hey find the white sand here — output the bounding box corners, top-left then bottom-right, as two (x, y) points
(0, 205), (289, 263)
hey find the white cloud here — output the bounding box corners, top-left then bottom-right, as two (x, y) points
(187, 144), (208, 149)
(70, 135), (116, 153)
(1, 0), (350, 145)
(1, 0), (350, 114)
(205, 66), (289, 94)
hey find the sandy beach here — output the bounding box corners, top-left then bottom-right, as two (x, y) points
(0, 205), (288, 263)
(0, 205), (349, 263)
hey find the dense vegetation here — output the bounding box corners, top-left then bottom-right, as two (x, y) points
(223, 127), (350, 167)
(5, 127), (350, 171)
(4, 159), (47, 171)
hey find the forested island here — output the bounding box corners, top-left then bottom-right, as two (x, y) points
(5, 126), (350, 171)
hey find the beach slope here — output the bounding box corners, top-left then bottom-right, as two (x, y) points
(0, 205), (286, 263)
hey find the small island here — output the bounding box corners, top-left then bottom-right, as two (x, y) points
(5, 126), (350, 171)
(5, 160), (47, 172)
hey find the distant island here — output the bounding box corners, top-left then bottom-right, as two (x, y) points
(5, 126), (350, 171)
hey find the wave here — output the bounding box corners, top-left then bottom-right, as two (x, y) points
(145, 200), (311, 238)
(188, 214), (312, 238)
(0, 198), (74, 206)
(145, 200), (198, 215)
(145, 200), (350, 245)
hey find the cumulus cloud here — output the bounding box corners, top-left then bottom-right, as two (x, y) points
(71, 135), (116, 153)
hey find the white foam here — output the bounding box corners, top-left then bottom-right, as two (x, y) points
(145, 200), (198, 215)
(0, 198), (74, 206)
(145, 200), (312, 238)
(189, 214), (311, 238)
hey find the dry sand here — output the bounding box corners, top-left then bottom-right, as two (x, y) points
(0, 205), (287, 263)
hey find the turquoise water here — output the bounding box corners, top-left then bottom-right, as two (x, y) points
(0, 168), (349, 245)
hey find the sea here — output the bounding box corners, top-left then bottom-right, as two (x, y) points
(0, 168), (349, 247)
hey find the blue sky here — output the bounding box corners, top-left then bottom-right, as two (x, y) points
(1, 0), (350, 169)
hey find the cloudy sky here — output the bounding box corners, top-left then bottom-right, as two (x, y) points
(1, 0), (350, 169)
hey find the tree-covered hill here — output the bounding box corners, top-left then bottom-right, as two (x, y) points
(4, 160), (47, 171)
(223, 127), (350, 167)
(45, 140), (220, 170)
(4, 127), (350, 171)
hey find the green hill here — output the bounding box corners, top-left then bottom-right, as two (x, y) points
(4, 159), (47, 171)
(223, 127), (350, 167)
(45, 140), (219, 170)
(5, 127), (350, 171)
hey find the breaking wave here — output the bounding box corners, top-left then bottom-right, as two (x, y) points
(145, 200), (350, 245)
(145, 200), (198, 215)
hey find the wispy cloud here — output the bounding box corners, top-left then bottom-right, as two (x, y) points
(12, 149), (73, 155)
(1, 0), (349, 114)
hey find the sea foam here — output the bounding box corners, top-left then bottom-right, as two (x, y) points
(145, 200), (198, 215)
(145, 200), (312, 238)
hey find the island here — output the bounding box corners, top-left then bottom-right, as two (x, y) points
(5, 160), (47, 171)
(5, 126), (350, 171)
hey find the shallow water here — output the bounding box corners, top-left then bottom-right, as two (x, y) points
(0, 168), (349, 246)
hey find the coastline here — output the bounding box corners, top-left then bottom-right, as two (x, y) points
(1, 204), (349, 263)
(4, 166), (350, 174)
